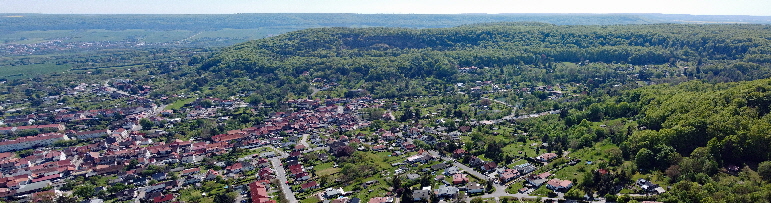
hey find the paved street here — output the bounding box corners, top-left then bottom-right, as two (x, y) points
(269, 157), (297, 203)
(300, 134), (310, 147)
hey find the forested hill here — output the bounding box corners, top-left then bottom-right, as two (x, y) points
(548, 77), (771, 203)
(194, 23), (771, 103)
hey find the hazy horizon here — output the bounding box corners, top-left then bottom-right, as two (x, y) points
(1, 0), (770, 16)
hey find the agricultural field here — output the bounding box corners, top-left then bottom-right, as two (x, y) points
(0, 63), (70, 79)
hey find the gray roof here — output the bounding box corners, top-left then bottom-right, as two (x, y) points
(434, 185), (459, 196)
(16, 180), (51, 194)
(413, 190), (431, 199)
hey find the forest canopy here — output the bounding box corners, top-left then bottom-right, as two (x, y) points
(195, 23), (771, 103)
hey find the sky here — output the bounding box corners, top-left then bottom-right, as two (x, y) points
(1, 0), (770, 16)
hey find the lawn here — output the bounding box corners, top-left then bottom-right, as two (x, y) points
(166, 97), (197, 110)
(506, 181), (526, 194)
(507, 159), (529, 168)
(178, 188), (214, 203)
(316, 167), (341, 177)
(531, 186), (552, 197)
(300, 197), (321, 203)
(314, 162), (334, 172)
(376, 151), (408, 164)
(502, 141), (539, 159)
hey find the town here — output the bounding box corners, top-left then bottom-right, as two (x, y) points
(0, 72), (671, 203)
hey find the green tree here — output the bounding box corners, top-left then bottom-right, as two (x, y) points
(139, 118), (154, 130)
(758, 161), (771, 182)
(214, 192), (236, 203)
(635, 148), (655, 170)
(73, 185), (95, 199)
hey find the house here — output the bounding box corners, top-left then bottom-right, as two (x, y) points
(452, 173), (468, 185)
(637, 179), (666, 194)
(331, 198), (350, 203)
(525, 172), (551, 187)
(452, 149), (466, 158)
(481, 162), (497, 172)
(300, 181), (318, 192)
(468, 156), (484, 166)
(546, 179), (573, 192)
(295, 172), (311, 181)
(514, 163), (536, 175)
(182, 175), (203, 185)
(145, 183), (167, 192)
(444, 166), (460, 176)
(406, 173), (421, 181)
(226, 163), (244, 174)
(412, 189), (431, 201)
(434, 185), (459, 198)
(153, 194), (174, 203)
(74, 130), (111, 140)
(256, 158), (271, 168)
(325, 188), (345, 198)
(372, 145), (387, 151)
(250, 181), (271, 203)
(368, 197), (394, 203)
(16, 180), (51, 195)
(405, 151), (434, 163)
(467, 183), (485, 194)
(499, 169), (520, 183)
(0, 133), (70, 152)
(205, 169), (221, 180)
(535, 153), (558, 162)
(430, 163), (447, 171)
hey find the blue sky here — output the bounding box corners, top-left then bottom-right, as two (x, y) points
(1, 0), (770, 16)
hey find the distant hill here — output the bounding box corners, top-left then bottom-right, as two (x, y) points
(192, 23), (771, 103)
(2, 13), (771, 47)
(2, 13), (771, 32)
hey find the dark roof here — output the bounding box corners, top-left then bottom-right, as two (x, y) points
(431, 163), (447, 170)
(413, 190), (431, 199)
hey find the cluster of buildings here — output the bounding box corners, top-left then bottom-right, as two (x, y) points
(1, 40), (152, 56)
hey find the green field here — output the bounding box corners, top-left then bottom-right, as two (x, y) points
(0, 63), (71, 79)
(165, 97), (197, 110)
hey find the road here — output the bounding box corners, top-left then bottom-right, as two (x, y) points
(269, 157), (297, 203)
(264, 145), (328, 202)
(300, 134), (310, 148)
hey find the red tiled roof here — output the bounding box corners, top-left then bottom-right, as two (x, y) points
(153, 194), (174, 203)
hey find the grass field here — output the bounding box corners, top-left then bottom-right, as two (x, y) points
(316, 167), (341, 177)
(314, 162), (334, 172)
(165, 97), (197, 110)
(0, 63), (70, 79)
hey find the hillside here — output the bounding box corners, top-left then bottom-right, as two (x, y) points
(549, 78), (771, 202)
(195, 23), (771, 104)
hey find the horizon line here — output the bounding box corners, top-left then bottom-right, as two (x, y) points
(0, 12), (769, 17)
